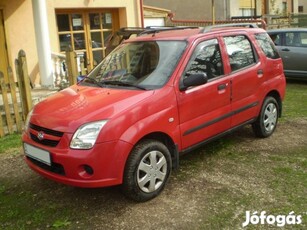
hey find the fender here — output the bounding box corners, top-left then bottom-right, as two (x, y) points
(119, 105), (181, 148)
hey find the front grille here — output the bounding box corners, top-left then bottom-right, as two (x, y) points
(29, 123), (64, 147)
(30, 123), (63, 137)
(30, 133), (59, 147)
(27, 156), (65, 176)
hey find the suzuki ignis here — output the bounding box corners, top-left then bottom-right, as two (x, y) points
(23, 26), (286, 201)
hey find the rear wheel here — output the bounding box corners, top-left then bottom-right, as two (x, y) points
(253, 96), (279, 138)
(122, 139), (171, 202)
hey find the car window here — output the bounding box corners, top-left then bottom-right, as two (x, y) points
(85, 41), (187, 90)
(287, 32), (307, 47)
(255, 33), (280, 59)
(268, 33), (281, 46)
(223, 35), (256, 72)
(284, 32), (307, 47)
(300, 32), (307, 46)
(183, 39), (224, 81)
(285, 32), (296, 46)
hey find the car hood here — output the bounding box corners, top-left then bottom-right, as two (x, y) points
(30, 85), (154, 133)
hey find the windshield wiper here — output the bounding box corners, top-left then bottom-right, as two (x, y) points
(83, 77), (105, 87)
(101, 80), (147, 90)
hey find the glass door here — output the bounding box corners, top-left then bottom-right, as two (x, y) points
(57, 13), (88, 71)
(88, 12), (114, 67)
(56, 10), (118, 73)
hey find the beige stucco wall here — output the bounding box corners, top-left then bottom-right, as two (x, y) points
(299, 1), (307, 12)
(1, 0), (38, 82)
(1, 0), (141, 86)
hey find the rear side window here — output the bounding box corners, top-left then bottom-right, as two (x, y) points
(223, 35), (256, 72)
(285, 32), (307, 47)
(255, 33), (280, 59)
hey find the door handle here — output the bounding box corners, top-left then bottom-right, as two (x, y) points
(217, 83), (228, 91)
(281, 48), (290, 51)
(257, 69), (264, 78)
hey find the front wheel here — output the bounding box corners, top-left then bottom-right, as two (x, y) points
(253, 96), (279, 138)
(121, 139), (171, 202)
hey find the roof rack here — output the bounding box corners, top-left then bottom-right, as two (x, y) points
(138, 26), (199, 36)
(201, 23), (259, 33)
(116, 27), (145, 39)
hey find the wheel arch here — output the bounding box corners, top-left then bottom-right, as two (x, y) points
(265, 90), (283, 117)
(133, 132), (179, 170)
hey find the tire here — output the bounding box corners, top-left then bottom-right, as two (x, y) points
(253, 96), (279, 138)
(121, 139), (171, 202)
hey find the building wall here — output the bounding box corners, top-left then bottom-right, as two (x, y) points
(1, 0), (141, 86)
(1, 0), (38, 82)
(298, 0), (307, 13)
(143, 0), (230, 21)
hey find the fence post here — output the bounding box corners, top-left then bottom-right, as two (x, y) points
(8, 66), (22, 133)
(65, 46), (78, 86)
(0, 72), (14, 134)
(0, 72), (5, 137)
(17, 50), (33, 120)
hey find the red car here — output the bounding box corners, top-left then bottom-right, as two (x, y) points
(22, 26), (286, 201)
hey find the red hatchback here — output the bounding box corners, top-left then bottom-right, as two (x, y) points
(22, 26), (286, 201)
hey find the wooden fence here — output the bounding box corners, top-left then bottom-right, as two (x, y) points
(0, 50), (33, 137)
(0, 48), (80, 138)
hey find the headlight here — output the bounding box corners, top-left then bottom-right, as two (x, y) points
(70, 120), (108, 149)
(24, 109), (33, 132)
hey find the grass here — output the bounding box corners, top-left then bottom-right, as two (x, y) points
(0, 80), (306, 229)
(0, 133), (22, 154)
(282, 79), (307, 120)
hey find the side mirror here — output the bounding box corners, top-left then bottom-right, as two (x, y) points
(180, 73), (208, 91)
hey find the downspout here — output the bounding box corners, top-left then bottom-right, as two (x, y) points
(139, 0), (144, 28)
(212, 0), (215, 25)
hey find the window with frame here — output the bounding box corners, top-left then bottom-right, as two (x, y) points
(255, 33), (280, 59)
(56, 11), (117, 71)
(223, 35), (256, 72)
(183, 39), (224, 81)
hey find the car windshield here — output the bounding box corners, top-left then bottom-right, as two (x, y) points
(82, 41), (186, 90)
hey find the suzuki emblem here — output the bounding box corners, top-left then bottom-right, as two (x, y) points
(37, 131), (45, 141)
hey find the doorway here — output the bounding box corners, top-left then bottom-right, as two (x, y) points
(56, 9), (119, 72)
(0, 10), (9, 82)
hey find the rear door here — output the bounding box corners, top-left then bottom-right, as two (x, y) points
(222, 33), (264, 128)
(280, 31), (307, 75)
(176, 38), (231, 150)
(270, 31), (307, 76)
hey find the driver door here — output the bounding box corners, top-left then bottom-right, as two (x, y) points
(177, 38), (231, 150)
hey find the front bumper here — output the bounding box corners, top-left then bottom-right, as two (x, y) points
(22, 133), (133, 188)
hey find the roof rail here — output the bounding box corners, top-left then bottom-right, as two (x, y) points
(201, 23), (259, 33)
(138, 26), (199, 36)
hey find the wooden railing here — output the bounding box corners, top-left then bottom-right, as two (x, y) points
(0, 50), (32, 137)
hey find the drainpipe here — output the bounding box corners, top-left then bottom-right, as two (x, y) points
(139, 0), (144, 28)
(32, 0), (53, 88)
(212, 0), (215, 24)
